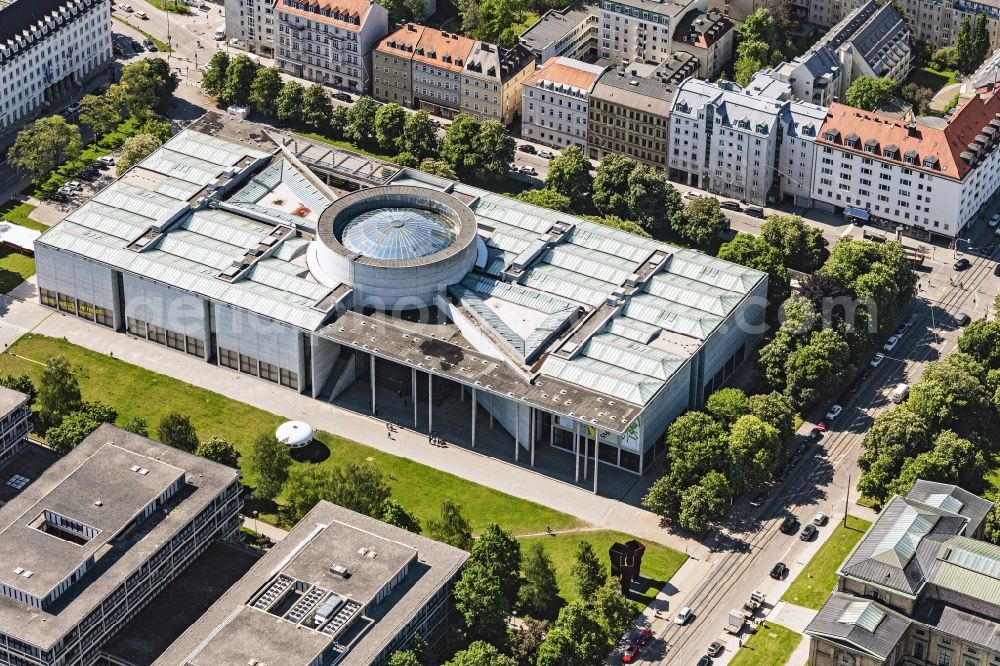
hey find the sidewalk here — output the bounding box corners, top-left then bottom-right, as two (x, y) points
(241, 516), (288, 543)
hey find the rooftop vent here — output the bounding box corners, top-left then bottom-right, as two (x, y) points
(329, 564), (351, 579)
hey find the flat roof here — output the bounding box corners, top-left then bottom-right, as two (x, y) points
(0, 384), (28, 416)
(0, 424), (240, 650)
(154, 502), (468, 666)
(518, 2), (599, 53)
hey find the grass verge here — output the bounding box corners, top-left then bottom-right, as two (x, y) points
(519, 530), (687, 607)
(143, 0), (191, 13)
(780, 515), (871, 609)
(0, 202), (46, 232)
(0, 249), (35, 294)
(907, 66), (957, 92)
(729, 623), (802, 666)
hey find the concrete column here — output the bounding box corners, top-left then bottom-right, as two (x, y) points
(427, 372), (433, 433)
(471, 387), (477, 449)
(549, 417), (554, 447)
(370, 354), (376, 416)
(514, 405), (520, 462)
(411, 367), (418, 428)
(593, 443), (599, 494)
(489, 393), (494, 429)
(530, 408), (536, 468)
(574, 421), (580, 484)
(583, 432), (588, 481)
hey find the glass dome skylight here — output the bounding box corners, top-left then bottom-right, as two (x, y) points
(341, 207), (457, 261)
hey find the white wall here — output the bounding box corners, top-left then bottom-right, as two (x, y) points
(35, 246), (115, 309)
(522, 84), (589, 149)
(213, 302), (302, 370)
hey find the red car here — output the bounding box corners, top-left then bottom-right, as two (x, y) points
(637, 627), (653, 646)
(621, 642), (640, 664)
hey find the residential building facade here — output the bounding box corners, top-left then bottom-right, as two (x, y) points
(461, 42), (535, 124)
(372, 23), (425, 108)
(0, 424), (242, 666)
(522, 57), (605, 149)
(670, 9), (733, 80)
(805, 481), (999, 666)
(0, 386), (29, 465)
(811, 91), (1000, 239)
(0, 0), (112, 137)
(588, 55), (699, 170)
(274, 0), (389, 94)
(223, 0), (276, 56)
(518, 1), (600, 65)
(599, 0), (703, 65)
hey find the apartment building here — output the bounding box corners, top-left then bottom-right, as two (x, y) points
(0, 424), (241, 666)
(600, 0), (704, 65)
(274, 0), (389, 93)
(518, 1), (601, 65)
(522, 57), (605, 149)
(765, 0), (910, 108)
(0, 0), (112, 137)
(152, 501), (468, 666)
(811, 91), (1000, 239)
(0, 386), (29, 465)
(806, 481), (1000, 666)
(670, 9), (733, 80)
(588, 54), (699, 169)
(372, 23), (425, 107)
(223, 0), (276, 55)
(461, 41), (535, 124)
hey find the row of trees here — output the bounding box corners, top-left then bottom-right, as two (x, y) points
(955, 13), (992, 74)
(641, 388), (795, 531)
(733, 6), (800, 86)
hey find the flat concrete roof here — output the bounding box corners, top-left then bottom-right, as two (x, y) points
(154, 501), (468, 666)
(0, 424), (240, 650)
(0, 385), (28, 416)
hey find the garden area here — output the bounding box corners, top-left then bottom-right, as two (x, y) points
(0, 202), (46, 294)
(728, 623), (802, 666)
(780, 515), (872, 610)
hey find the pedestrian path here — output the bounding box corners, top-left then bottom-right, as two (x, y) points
(241, 516), (288, 543)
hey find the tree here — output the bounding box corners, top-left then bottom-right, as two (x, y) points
(678, 484), (713, 533)
(302, 84), (332, 132)
(442, 115), (512, 182)
(739, 8), (782, 47)
(387, 651), (422, 666)
(717, 232), (790, 305)
(592, 155), (636, 217)
(46, 412), (100, 454)
(375, 103), (408, 153)
(469, 0), (531, 44)
(705, 388), (752, 428)
(545, 146), (593, 210)
(570, 541), (606, 603)
(329, 461), (393, 517)
(591, 214), (651, 238)
(957, 318), (1000, 369)
(0, 374), (35, 407)
(9, 116), (82, 184)
(626, 166), (676, 235)
(157, 413), (199, 452)
(844, 76), (897, 111)
(222, 54), (259, 106)
(249, 67), (283, 117)
(120, 416), (149, 437)
(642, 474), (677, 521)
(377, 0), (428, 23)
(118, 60), (167, 114)
(381, 499), (422, 533)
(515, 188), (572, 212)
(984, 504), (1000, 546)
(510, 618), (549, 666)
(665, 411), (728, 496)
(974, 14), (990, 65)
(424, 498), (473, 548)
(784, 328), (853, 409)
(196, 436), (241, 468)
(348, 96), (380, 147)
(445, 641), (517, 666)
(536, 601), (609, 666)
(671, 196), (728, 248)
(276, 81), (305, 125)
(907, 353), (990, 437)
(282, 465), (335, 520)
(79, 94), (121, 137)
(734, 53), (766, 87)
(202, 51), (230, 98)
(402, 111), (439, 159)
(887, 430), (986, 497)
(37, 355), (82, 430)
(143, 57), (178, 107)
(116, 133), (163, 176)
(80, 400), (117, 424)
(591, 579), (635, 640)
(453, 561), (511, 647)
(330, 106), (351, 140)
(760, 214), (828, 273)
(900, 82), (934, 116)
(471, 523), (522, 607)
(857, 407), (931, 502)
(727, 415), (782, 492)
(956, 15), (973, 72)
(746, 391), (793, 441)
(247, 432), (292, 502)
(932, 46), (960, 71)
(139, 117), (173, 143)
(419, 158), (457, 179)
(474, 120), (516, 181)
(518, 542), (561, 619)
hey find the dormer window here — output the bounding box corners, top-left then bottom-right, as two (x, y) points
(823, 128), (840, 141)
(904, 150), (918, 164)
(923, 155), (939, 169)
(864, 138), (878, 153)
(884, 144), (899, 159)
(845, 133), (859, 148)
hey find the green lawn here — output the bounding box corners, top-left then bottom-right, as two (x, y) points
(0, 249), (35, 293)
(780, 515), (871, 609)
(729, 623), (802, 666)
(0, 334), (581, 536)
(519, 531), (687, 607)
(908, 66), (957, 92)
(143, 0), (192, 13)
(0, 202), (46, 232)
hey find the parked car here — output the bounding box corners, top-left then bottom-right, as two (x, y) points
(538, 149), (556, 159)
(143, 39), (156, 51)
(800, 524), (818, 541)
(707, 641), (725, 657)
(332, 92), (353, 102)
(97, 155), (115, 167)
(954, 258), (971, 270)
(883, 335), (900, 352)
(719, 200), (741, 211)
(66, 181), (83, 190)
(770, 562), (789, 579)
(957, 313), (972, 327)
(135, 10), (147, 18)
(697, 657), (713, 666)
(814, 512), (828, 526)
(66, 101), (81, 115)
(989, 213), (1000, 227)
(621, 642), (640, 664)
(745, 205), (764, 217)
(683, 191), (701, 200)
(825, 404), (842, 421)
(995, 264), (1000, 277)
(56, 186), (75, 197)
(518, 143), (537, 154)
(636, 627), (652, 647)
(675, 607), (693, 625)
(895, 323), (908, 337)
(780, 516), (798, 534)
(905, 314), (917, 327)
(750, 492), (768, 507)
(119, 3), (132, 11)
(519, 165), (537, 176)
(869, 352), (885, 368)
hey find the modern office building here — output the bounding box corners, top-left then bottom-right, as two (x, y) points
(598, 0), (703, 65)
(811, 90), (1000, 239)
(0, 424), (242, 666)
(668, 77), (826, 206)
(0, 0), (112, 137)
(805, 481), (999, 666)
(518, 1), (601, 65)
(460, 41), (535, 125)
(0, 386), (30, 465)
(670, 9), (733, 81)
(35, 114), (767, 481)
(522, 57), (606, 149)
(764, 0), (910, 108)
(274, 0), (389, 93)
(588, 55), (699, 170)
(152, 501), (468, 666)
(223, 0), (277, 56)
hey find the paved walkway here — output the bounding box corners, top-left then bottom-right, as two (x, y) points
(930, 82), (963, 111)
(241, 516), (288, 543)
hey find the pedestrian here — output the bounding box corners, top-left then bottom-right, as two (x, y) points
(428, 433), (432, 445)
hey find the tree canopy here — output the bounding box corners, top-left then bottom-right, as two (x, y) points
(246, 432), (292, 502)
(9, 116), (82, 184)
(844, 76), (897, 111)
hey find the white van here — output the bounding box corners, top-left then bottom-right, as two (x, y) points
(891, 383), (910, 403)
(214, 25), (226, 40)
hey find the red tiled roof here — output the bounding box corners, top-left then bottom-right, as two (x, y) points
(818, 92), (1000, 181)
(277, 0), (372, 32)
(375, 24), (474, 72)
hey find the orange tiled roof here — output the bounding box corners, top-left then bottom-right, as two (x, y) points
(523, 57), (601, 91)
(376, 23), (427, 56)
(818, 92), (1000, 181)
(277, 0), (372, 32)
(412, 27), (475, 72)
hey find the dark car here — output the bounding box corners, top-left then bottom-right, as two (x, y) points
(994, 263), (1000, 277)
(333, 92), (353, 102)
(771, 562), (789, 579)
(636, 627), (652, 647)
(957, 313), (972, 326)
(954, 258), (971, 270)
(745, 206), (764, 217)
(719, 200), (741, 211)
(707, 640), (724, 657)
(750, 492), (768, 507)
(697, 656), (713, 666)
(800, 524), (818, 541)
(780, 516), (798, 534)
(518, 143), (537, 154)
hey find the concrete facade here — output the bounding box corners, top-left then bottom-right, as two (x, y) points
(522, 57), (605, 149)
(461, 42), (535, 125)
(598, 0), (705, 65)
(518, 1), (601, 65)
(223, 0), (276, 56)
(0, 387), (30, 466)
